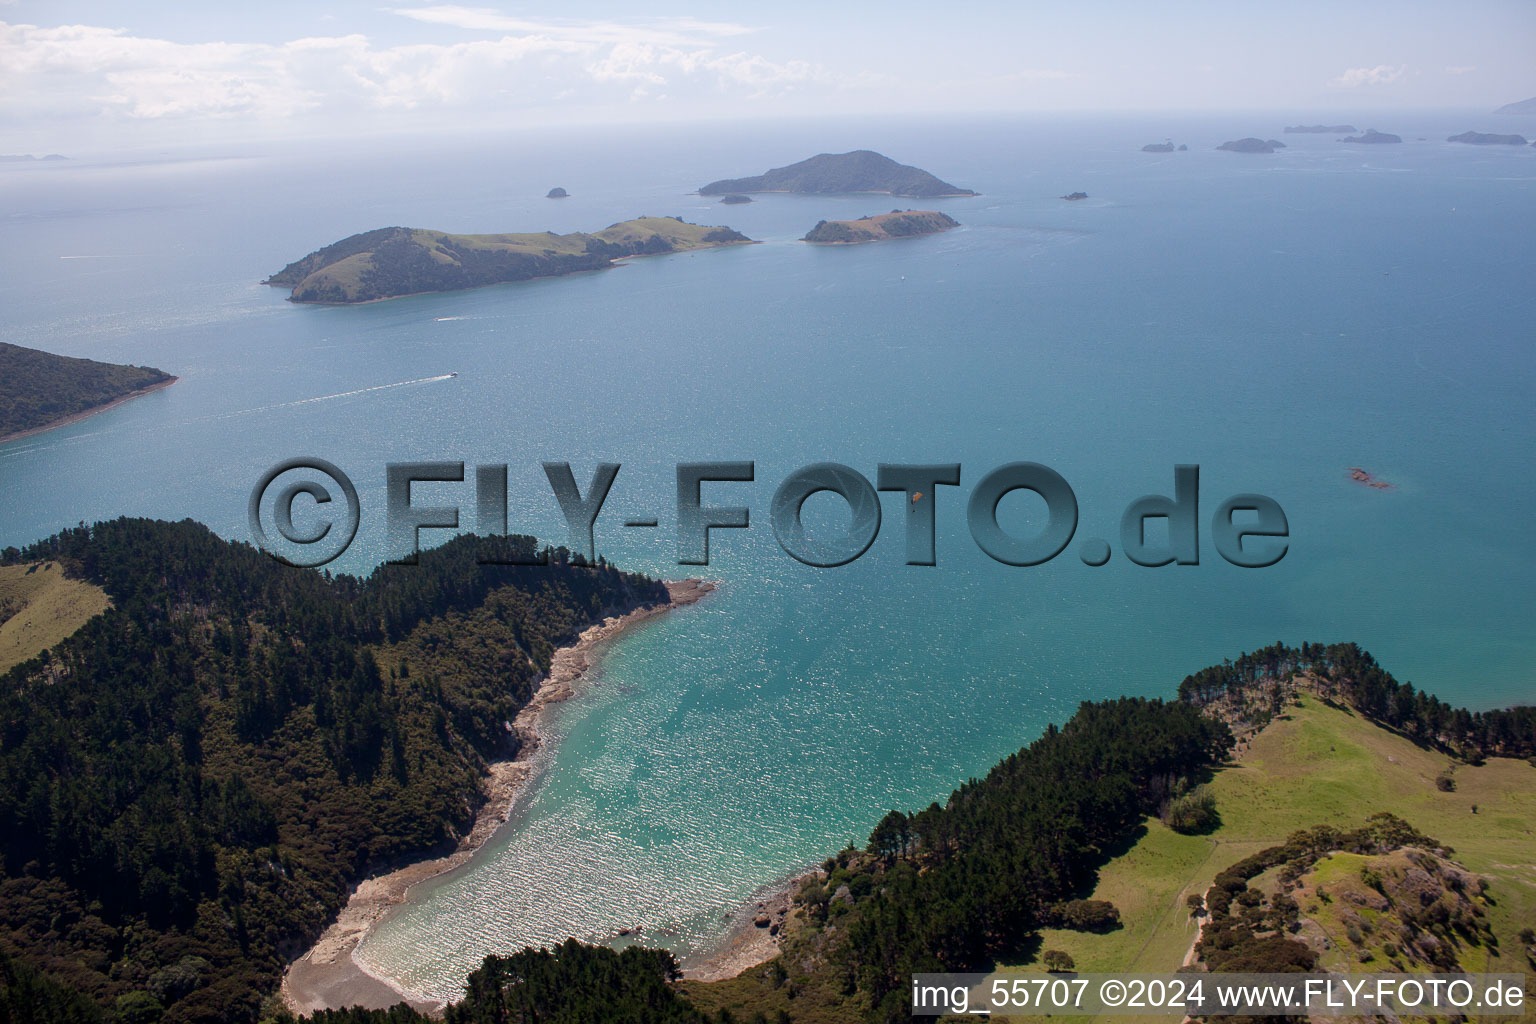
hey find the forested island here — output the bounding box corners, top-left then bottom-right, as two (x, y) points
(0, 342), (175, 442)
(801, 210), (958, 244)
(264, 218), (752, 304)
(699, 150), (976, 198)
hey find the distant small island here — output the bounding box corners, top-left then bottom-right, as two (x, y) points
(1285, 125), (1357, 134)
(1218, 138), (1287, 154)
(1447, 130), (1528, 146)
(1060, 192), (1088, 201)
(1348, 467), (1393, 490)
(1141, 142), (1179, 153)
(1493, 97), (1536, 115)
(802, 210), (958, 245)
(700, 150), (976, 198)
(0, 154), (67, 163)
(546, 187), (569, 199)
(719, 194), (753, 205)
(1342, 129), (1402, 144)
(265, 218), (753, 304)
(0, 342), (175, 443)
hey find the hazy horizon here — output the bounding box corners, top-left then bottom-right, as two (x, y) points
(2, 0), (1533, 153)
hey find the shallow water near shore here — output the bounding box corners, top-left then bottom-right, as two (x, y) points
(2, 112), (1534, 1002)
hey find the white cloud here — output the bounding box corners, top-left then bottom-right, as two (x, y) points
(0, 14), (831, 131)
(388, 7), (757, 47)
(1328, 64), (1407, 89)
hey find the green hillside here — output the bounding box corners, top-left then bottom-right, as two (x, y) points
(1009, 700), (1535, 992)
(264, 217), (752, 303)
(686, 646), (1535, 1024)
(0, 342), (174, 441)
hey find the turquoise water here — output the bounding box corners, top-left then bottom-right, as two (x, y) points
(2, 113), (1533, 1000)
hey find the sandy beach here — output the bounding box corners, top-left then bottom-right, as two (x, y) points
(281, 578), (716, 1016)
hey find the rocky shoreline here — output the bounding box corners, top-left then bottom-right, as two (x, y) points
(280, 578), (717, 1016)
(680, 868), (819, 982)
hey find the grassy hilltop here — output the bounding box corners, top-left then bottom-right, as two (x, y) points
(0, 520), (669, 1022)
(264, 217), (752, 304)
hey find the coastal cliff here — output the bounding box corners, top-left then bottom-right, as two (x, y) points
(265, 218), (752, 304)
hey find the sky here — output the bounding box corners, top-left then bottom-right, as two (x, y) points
(1, 0), (1532, 152)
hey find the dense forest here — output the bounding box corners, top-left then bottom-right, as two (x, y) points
(0, 343), (173, 439)
(691, 643), (1536, 1023)
(1177, 641), (1536, 760)
(0, 518), (667, 1022)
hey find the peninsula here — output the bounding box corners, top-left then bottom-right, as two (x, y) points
(1342, 129), (1402, 144)
(802, 210), (958, 244)
(699, 150), (976, 198)
(264, 217), (753, 304)
(0, 342), (175, 443)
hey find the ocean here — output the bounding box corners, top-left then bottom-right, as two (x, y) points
(1, 112), (1532, 1001)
